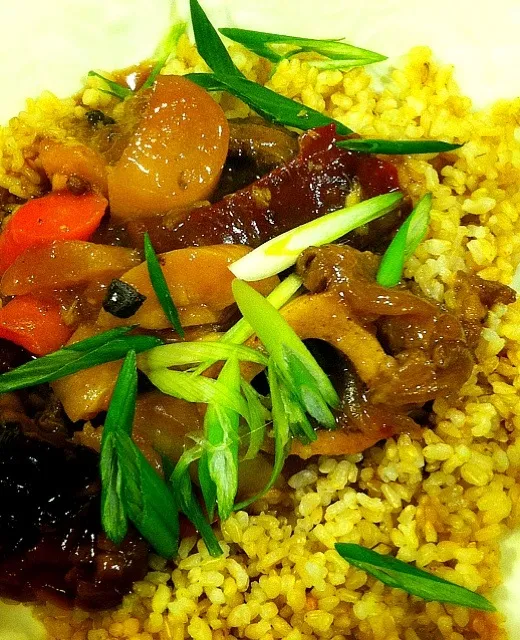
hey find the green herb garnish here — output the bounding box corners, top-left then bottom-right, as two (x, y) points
(335, 543), (496, 612)
(203, 356), (241, 521)
(229, 191), (403, 281)
(167, 449), (222, 557)
(0, 327), (162, 393)
(100, 351), (179, 557)
(141, 341), (268, 371)
(142, 21), (188, 90)
(377, 192), (432, 287)
(87, 71), (134, 100)
(186, 72), (352, 134)
(219, 28), (386, 70)
(235, 358), (291, 510)
(144, 232), (184, 337)
(189, 0), (243, 78)
(337, 138), (463, 155)
(232, 279), (339, 429)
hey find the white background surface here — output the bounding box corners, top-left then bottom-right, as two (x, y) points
(1, 0), (520, 637)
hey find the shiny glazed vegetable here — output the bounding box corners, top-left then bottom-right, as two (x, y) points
(108, 75), (230, 220)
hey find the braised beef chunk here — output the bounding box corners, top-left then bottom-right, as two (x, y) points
(0, 424), (147, 609)
(125, 124), (401, 253)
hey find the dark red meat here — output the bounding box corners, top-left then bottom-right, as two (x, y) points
(127, 124), (400, 252)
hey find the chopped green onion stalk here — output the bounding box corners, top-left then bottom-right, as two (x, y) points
(377, 192), (432, 288)
(337, 138), (463, 155)
(191, 273), (302, 377)
(186, 72), (352, 134)
(87, 71), (133, 100)
(100, 351), (179, 557)
(142, 21), (187, 90)
(219, 28), (386, 68)
(335, 544), (496, 612)
(234, 359), (291, 511)
(241, 379), (269, 461)
(0, 329), (163, 394)
(189, 0), (244, 78)
(146, 368), (249, 417)
(229, 191), (403, 281)
(144, 232), (184, 337)
(204, 357), (241, 521)
(232, 280), (339, 425)
(168, 448), (222, 557)
(141, 341), (268, 371)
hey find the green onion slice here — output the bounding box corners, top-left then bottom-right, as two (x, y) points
(337, 138), (463, 155)
(189, 0), (243, 78)
(168, 447), (222, 557)
(100, 351), (179, 557)
(191, 274), (302, 377)
(142, 21), (187, 90)
(141, 341), (268, 371)
(186, 72), (352, 134)
(204, 357), (241, 521)
(87, 71), (133, 100)
(0, 329), (162, 394)
(335, 543), (497, 612)
(234, 359), (291, 511)
(229, 191), (403, 281)
(144, 232), (184, 338)
(219, 28), (386, 68)
(241, 379), (269, 461)
(377, 192), (432, 288)
(232, 279), (339, 422)
(146, 368), (249, 417)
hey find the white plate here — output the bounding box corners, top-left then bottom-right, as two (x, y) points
(1, 0), (520, 637)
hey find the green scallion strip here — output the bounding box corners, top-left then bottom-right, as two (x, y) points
(232, 280), (339, 424)
(141, 341), (268, 371)
(241, 379), (269, 461)
(100, 351), (179, 557)
(142, 21), (187, 90)
(87, 71), (133, 100)
(144, 232), (184, 337)
(229, 191), (403, 281)
(198, 451), (217, 522)
(337, 138), (463, 155)
(191, 274), (302, 377)
(0, 329), (162, 394)
(146, 368), (249, 417)
(189, 0), (243, 78)
(219, 28), (386, 67)
(168, 448), (222, 557)
(234, 359), (291, 511)
(186, 72), (352, 135)
(376, 193), (432, 288)
(335, 544), (496, 612)
(204, 357), (241, 521)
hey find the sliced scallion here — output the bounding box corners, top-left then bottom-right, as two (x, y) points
(87, 71), (133, 100)
(219, 28), (386, 69)
(141, 341), (268, 371)
(100, 351), (179, 557)
(234, 358), (291, 511)
(167, 448), (222, 557)
(142, 21), (187, 90)
(376, 192), (432, 288)
(186, 72), (352, 134)
(335, 543), (496, 612)
(144, 232), (184, 338)
(204, 357), (241, 521)
(337, 138), (463, 155)
(0, 329), (162, 394)
(229, 191), (403, 281)
(232, 280), (339, 425)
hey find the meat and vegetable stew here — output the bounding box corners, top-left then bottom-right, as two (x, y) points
(0, 0), (513, 631)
